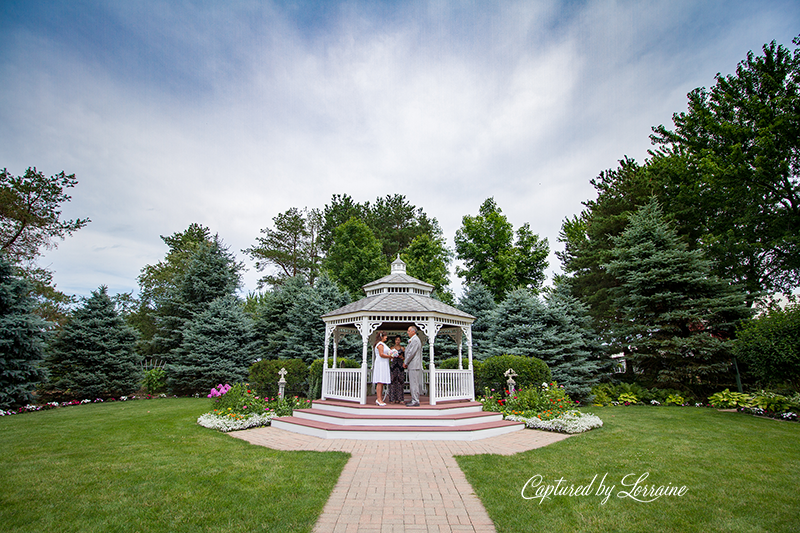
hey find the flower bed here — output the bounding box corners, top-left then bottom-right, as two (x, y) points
(506, 410), (604, 434)
(1, 394), (169, 416)
(197, 383), (312, 432)
(478, 382), (602, 434)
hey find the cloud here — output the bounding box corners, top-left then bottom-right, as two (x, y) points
(1, 0), (798, 298)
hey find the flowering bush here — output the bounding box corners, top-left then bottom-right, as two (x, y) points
(478, 382), (578, 420)
(208, 383), (232, 398)
(197, 383), (313, 432)
(507, 410), (603, 434)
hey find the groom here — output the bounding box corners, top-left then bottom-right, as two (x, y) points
(403, 326), (422, 407)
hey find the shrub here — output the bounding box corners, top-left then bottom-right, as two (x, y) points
(438, 357), (482, 372)
(618, 392), (639, 405)
(307, 358), (361, 399)
(141, 368), (167, 395)
(665, 394), (685, 406)
(734, 302), (800, 389)
(479, 382), (575, 420)
(249, 358), (308, 399)
(476, 354), (551, 393)
(708, 389), (751, 408)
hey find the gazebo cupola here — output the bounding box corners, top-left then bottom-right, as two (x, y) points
(320, 255), (476, 405)
(363, 255), (434, 297)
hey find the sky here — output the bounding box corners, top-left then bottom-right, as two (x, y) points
(1, 0), (799, 300)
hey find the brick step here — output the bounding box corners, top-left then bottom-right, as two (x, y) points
(271, 416), (524, 441)
(293, 408), (503, 427)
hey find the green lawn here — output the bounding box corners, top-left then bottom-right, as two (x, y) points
(4, 400), (798, 533)
(456, 406), (800, 533)
(0, 398), (349, 533)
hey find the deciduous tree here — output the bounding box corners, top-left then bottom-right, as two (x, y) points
(455, 197), (548, 301)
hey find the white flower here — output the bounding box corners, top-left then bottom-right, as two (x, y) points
(506, 410), (603, 434)
(197, 413), (274, 432)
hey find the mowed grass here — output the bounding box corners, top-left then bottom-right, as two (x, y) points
(456, 406), (800, 533)
(0, 398), (349, 533)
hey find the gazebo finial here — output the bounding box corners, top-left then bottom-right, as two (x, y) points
(391, 254), (406, 273)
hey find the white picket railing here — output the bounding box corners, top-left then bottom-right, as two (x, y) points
(323, 368), (363, 402)
(433, 369), (474, 402)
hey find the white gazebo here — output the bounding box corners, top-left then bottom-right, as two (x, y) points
(320, 256), (476, 405)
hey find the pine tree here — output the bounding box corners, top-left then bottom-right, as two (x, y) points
(606, 198), (752, 394)
(457, 283), (496, 360)
(46, 286), (141, 399)
(168, 295), (257, 395)
(0, 256), (49, 409)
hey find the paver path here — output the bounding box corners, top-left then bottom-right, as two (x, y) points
(230, 426), (570, 533)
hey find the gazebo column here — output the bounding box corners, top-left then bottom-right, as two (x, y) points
(419, 318), (442, 405)
(356, 318), (381, 405)
(465, 326), (475, 400)
(321, 324), (333, 400)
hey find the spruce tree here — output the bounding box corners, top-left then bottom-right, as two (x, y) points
(540, 284), (603, 399)
(486, 287), (601, 399)
(457, 283), (496, 360)
(152, 237), (241, 359)
(606, 198), (752, 394)
(46, 286), (141, 399)
(0, 256), (49, 409)
(168, 295), (257, 395)
(283, 275), (351, 363)
(252, 275), (310, 359)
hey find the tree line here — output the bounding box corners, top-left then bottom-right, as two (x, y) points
(2, 36), (799, 410)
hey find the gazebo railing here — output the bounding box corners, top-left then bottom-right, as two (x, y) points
(432, 369), (474, 402)
(322, 368), (363, 402)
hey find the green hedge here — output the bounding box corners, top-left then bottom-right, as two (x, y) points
(475, 354), (551, 393)
(248, 358), (308, 399)
(307, 358), (361, 399)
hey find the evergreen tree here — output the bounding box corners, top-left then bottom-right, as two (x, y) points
(487, 288), (548, 358)
(283, 275), (351, 363)
(456, 283), (496, 360)
(540, 284), (603, 400)
(168, 295), (257, 395)
(485, 287), (601, 400)
(606, 199), (752, 395)
(252, 275), (310, 359)
(151, 237), (242, 359)
(0, 255), (49, 409)
(46, 286), (141, 399)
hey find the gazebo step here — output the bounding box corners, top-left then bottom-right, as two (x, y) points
(271, 416), (525, 441)
(293, 408), (503, 427)
(312, 397), (484, 417)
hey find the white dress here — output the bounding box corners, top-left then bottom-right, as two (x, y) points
(372, 342), (391, 384)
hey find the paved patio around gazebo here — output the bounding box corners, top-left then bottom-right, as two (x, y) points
(230, 425), (570, 532)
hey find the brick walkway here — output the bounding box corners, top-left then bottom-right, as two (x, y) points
(230, 426), (570, 533)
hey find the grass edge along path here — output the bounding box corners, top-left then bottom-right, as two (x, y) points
(0, 398), (349, 533)
(456, 406), (800, 533)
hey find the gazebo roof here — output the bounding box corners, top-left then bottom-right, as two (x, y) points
(322, 256), (474, 323)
